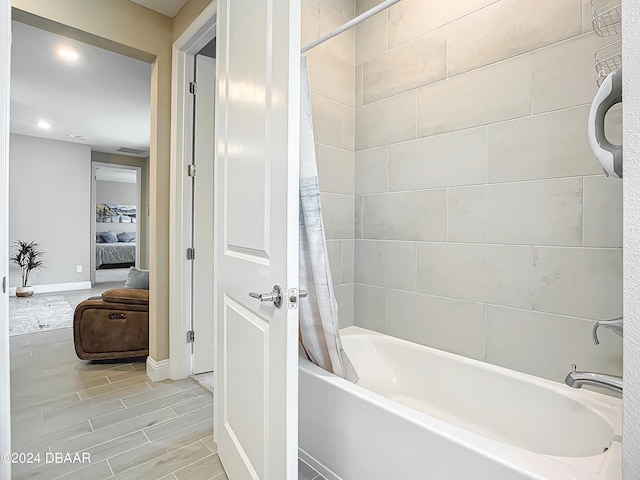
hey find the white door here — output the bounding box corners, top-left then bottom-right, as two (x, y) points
(214, 0), (300, 477)
(193, 54), (215, 374)
(0, 1), (11, 478)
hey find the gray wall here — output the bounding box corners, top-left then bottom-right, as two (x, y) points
(92, 152), (149, 268)
(351, 0), (623, 383)
(303, 0), (356, 328)
(9, 134), (91, 286)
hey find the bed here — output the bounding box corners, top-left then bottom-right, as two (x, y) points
(96, 242), (136, 269)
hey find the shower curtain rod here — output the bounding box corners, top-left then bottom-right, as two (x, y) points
(301, 0), (402, 54)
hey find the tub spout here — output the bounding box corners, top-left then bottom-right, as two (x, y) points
(565, 365), (622, 394)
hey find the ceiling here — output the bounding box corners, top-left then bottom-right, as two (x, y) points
(130, 0), (189, 18)
(10, 21), (152, 157)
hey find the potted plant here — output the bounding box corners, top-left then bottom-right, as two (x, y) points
(10, 240), (45, 297)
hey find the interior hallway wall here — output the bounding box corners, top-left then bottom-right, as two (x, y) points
(9, 134), (91, 287)
(352, 0), (623, 383)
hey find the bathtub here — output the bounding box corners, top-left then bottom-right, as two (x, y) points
(299, 326), (621, 480)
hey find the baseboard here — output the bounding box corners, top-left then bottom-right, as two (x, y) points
(8, 281), (92, 297)
(298, 448), (341, 480)
(146, 356), (171, 382)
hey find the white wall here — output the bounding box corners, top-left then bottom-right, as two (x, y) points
(9, 134), (91, 286)
(623, 0), (640, 476)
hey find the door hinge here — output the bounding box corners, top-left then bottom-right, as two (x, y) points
(2, 276), (6, 294)
(189, 82), (197, 95)
(186, 330), (195, 343)
(187, 247), (195, 260)
(188, 164), (196, 177)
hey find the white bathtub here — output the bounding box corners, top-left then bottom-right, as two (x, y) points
(299, 327), (621, 480)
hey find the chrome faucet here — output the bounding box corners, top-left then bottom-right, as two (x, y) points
(565, 364), (622, 394)
(592, 317), (623, 345)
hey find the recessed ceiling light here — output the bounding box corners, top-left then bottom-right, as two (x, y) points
(37, 120), (51, 129)
(57, 48), (79, 62)
(67, 134), (88, 141)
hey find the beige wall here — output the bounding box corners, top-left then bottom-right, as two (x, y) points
(353, 0), (623, 383)
(92, 152), (149, 269)
(9, 134), (91, 287)
(12, 0), (173, 361)
(303, 0), (357, 328)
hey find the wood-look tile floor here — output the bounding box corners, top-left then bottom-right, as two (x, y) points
(9, 289), (325, 480)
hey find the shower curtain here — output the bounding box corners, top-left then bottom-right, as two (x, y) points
(298, 57), (358, 383)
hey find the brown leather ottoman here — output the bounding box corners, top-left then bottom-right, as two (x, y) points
(73, 288), (149, 360)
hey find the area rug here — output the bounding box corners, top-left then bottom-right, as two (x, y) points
(9, 295), (74, 336)
(192, 372), (214, 393)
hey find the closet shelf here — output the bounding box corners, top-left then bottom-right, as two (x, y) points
(595, 40), (622, 86)
(592, 0), (622, 36)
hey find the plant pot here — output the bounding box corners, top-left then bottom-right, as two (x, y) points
(15, 286), (34, 297)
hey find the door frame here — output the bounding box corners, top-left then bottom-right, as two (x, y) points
(169, 1), (217, 380)
(91, 162), (142, 283)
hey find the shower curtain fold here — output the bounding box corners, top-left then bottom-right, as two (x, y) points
(298, 57), (358, 383)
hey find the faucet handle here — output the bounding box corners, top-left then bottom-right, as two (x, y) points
(592, 317), (623, 345)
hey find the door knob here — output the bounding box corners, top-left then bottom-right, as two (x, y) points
(249, 284), (283, 308)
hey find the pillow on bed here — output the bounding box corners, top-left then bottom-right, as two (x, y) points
(96, 232), (105, 243)
(99, 230), (118, 243)
(117, 232), (135, 243)
(124, 267), (149, 290)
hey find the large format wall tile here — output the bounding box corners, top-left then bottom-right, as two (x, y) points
(533, 32), (621, 114)
(448, 178), (583, 246)
(362, 190), (447, 241)
(355, 240), (417, 290)
(334, 284), (355, 328)
(388, 0), (484, 48)
(389, 127), (488, 190)
(355, 147), (387, 194)
(343, 239), (355, 282)
(307, 48), (355, 107)
(485, 306), (622, 382)
(355, 63), (363, 107)
(354, 283), (387, 333)
(319, 6), (356, 64)
(417, 243), (532, 308)
(387, 290), (485, 359)
(363, 29), (447, 104)
(355, 11), (387, 64)
(356, 90), (417, 149)
(417, 54), (532, 137)
(447, 0), (582, 76)
(312, 94), (345, 148)
(532, 247), (622, 319)
(321, 193), (354, 239)
(488, 106), (602, 182)
(316, 144), (354, 195)
(583, 176), (623, 248)
(326, 240), (343, 285)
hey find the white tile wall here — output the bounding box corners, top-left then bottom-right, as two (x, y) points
(388, 127), (488, 190)
(348, 0), (622, 383)
(362, 29), (447, 103)
(416, 243), (532, 308)
(448, 178), (583, 246)
(447, 0), (582, 76)
(355, 240), (417, 290)
(417, 54), (532, 136)
(485, 306), (622, 382)
(387, 290), (486, 359)
(532, 247), (623, 319)
(363, 190), (447, 241)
